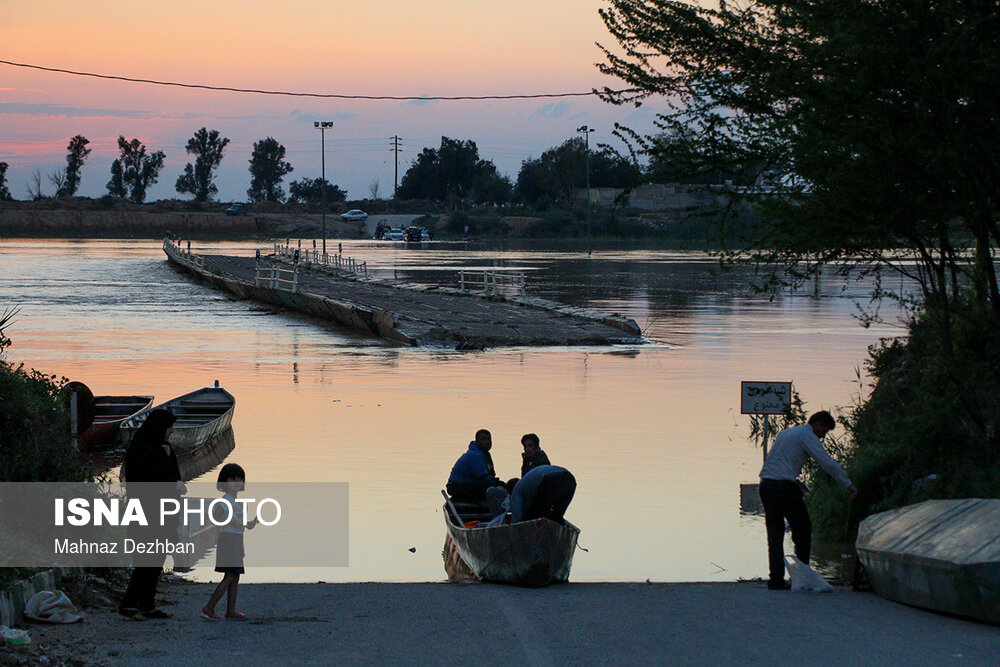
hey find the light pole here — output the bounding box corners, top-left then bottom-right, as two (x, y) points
(577, 125), (595, 255)
(314, 121), (333, 255)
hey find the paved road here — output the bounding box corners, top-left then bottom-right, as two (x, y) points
(31, 581), (1000, 666)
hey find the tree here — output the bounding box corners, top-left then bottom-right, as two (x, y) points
(26, 168), (44, 200)
(247, 137), (293, 203)
(397, 147), (440, 200)
(175, 128), (230, 202)
(597, 0), (1000, 536)
(57, 135), (91, 197)
(0, 162), (11, 200)
(106, 160), (127, 199)
(288, 178), (347, 204)
(368, 178), (380, 200)
(597, 0), (1000, 325)
(106, 136), (165, 203)
(397, 137), (511, 205)
(515, 138), (639, 204)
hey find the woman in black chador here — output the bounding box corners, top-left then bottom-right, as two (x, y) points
(118, 408), (182, 620)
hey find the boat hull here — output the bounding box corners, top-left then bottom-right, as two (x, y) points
(120, 387), (235, 454)
(78, 396), (154, 449)
(856, 498), (1000, 624)
(443, 509), (580, 587)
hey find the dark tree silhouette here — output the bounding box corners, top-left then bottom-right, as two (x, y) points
(0, 162), (12, 200)
(598, 0), (1000, 320)
(247, 137), (293, 203)
(175, 128), (230, 202)
(106, 136), (165, 203)
(57, 135), (91, 197)
(288, 178), (347, 204)
(397, 137), (510, 205)
(516, 138), (639, 204)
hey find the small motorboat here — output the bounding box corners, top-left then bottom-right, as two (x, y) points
(120, 382), (235, 454)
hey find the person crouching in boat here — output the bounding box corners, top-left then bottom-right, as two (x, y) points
(446, 429), (508, 516)
(509, 465), (576, 525)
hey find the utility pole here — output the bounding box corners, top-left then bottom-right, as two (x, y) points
(314, 121), (333, 255)
(390, 135), (402, 198)
(577, 125), (595, 255)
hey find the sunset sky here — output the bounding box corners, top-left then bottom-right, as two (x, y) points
(1, 1), (661, 202)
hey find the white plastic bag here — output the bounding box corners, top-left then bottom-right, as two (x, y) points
(784, 555), (833, 593)
(24, 590), (83, 624)
(0, 625), (31, 645)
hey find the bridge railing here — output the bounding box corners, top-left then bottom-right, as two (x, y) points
(163, 236), (204, 269)
(255, 262), (299, 291)
(458, 270), (526, 297)
(273, 243), (368, 278)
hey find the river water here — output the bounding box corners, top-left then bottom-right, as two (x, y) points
(0, 238), (901, 583)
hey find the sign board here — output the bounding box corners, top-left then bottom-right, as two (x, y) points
(740, 381), (792, 415)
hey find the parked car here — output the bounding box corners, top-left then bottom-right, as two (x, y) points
(226, 203), (249, 215)
(384, 228), (406, 240)
(340, 209), (368, 222)
(404, 226), (431, 242)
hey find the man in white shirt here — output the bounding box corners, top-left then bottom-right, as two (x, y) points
(759, 411), (858, 589)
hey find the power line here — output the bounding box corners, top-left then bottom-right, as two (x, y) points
(0, 59), (628, 101)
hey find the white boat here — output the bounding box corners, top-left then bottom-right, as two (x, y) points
(120, 382), (235, 454)
(856, 498), (1000, 624)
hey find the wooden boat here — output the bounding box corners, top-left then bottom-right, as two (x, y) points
(442, 493), (581, 587)
(856, 498), (1000, 624)
(119, 383), (235, 454)
(78, 395), (154, 449)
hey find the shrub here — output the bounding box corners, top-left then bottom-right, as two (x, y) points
(0, 310), (86, 482)
(806, 301), (1000, 536)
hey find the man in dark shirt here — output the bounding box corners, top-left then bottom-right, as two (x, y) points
(520, 433), (550, 476)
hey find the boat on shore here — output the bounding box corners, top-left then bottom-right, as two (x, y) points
(441, 493), (580, 587)
(120, 383), (235, 454)
(856, 498), (1000, 624)
(79, 395), (154, 448)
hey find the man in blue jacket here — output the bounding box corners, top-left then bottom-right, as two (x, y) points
(447, 429), (507, 513)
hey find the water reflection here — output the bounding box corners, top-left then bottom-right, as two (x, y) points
(0, 239), (903, 583)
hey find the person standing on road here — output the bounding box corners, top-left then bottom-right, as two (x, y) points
(758, 410), (858, 590)
(119, 408), (184, 620)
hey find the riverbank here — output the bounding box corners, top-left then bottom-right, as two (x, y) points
(0, 208), (363, 239)
(0, 203), (726, 245)
(11, 579), (998, 666)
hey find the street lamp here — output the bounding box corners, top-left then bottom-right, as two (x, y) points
(577, 125), (595, 255)
(314, 121), (334, 255)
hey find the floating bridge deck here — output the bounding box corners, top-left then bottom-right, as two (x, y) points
(163, 240), (642, 349)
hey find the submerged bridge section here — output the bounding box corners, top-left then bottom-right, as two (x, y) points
(163, 239), (642, 349)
